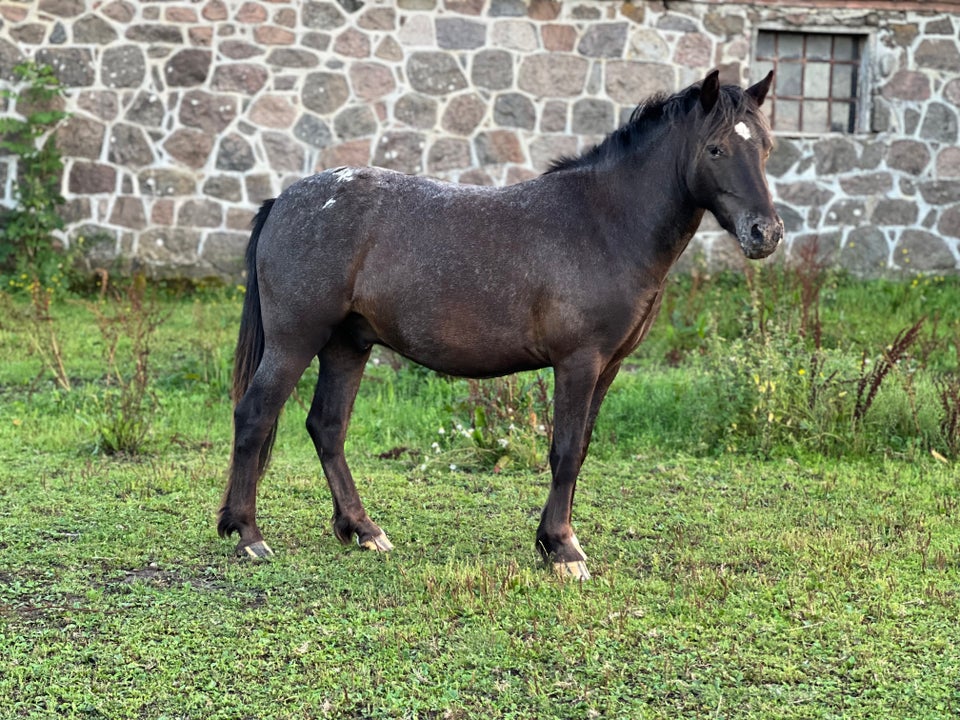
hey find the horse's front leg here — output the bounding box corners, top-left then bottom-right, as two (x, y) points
(537, 353), (610, 581)
(307, 332), (392, 553)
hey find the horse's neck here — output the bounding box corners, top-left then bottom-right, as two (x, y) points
(601, 129), (703, 274)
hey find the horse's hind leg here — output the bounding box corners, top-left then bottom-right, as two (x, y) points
(220, 346), (313, 558)
(306, 331), (393, 552)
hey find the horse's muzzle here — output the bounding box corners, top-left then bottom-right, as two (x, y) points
(736, 213), (783, 260)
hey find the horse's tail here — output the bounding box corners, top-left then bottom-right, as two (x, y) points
(233, 198), (277, 472)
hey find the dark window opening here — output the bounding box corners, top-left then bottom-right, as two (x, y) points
(754, 30), (866, 134)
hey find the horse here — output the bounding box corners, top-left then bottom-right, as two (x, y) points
(218, 69), (783, 580)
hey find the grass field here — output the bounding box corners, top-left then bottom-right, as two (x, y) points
(1, 271), (960, 718)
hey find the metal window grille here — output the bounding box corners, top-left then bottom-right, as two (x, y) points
(754, 30), (866, 134)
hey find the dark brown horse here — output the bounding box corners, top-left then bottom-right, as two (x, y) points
(219, 69), (782, 579)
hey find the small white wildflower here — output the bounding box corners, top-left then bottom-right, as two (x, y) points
(449, 464), (457, 471)
(438, 427), (445, 435)
(419, 464), (427, 472)
(538, 425), (546, 433)
(498, 438), (509, 448)
(431, 442), (440, 453)
(508, 423), (517, 432)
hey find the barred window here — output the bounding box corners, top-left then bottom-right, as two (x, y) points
(754, 30), (867, 134)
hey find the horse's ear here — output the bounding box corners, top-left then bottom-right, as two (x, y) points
(700, 69), (720, 113)
(746, 70), (775, 107)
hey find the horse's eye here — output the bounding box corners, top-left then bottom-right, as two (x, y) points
(708, 145), (724, 158)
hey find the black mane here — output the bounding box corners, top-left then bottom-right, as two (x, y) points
(545, 81), (762, 175)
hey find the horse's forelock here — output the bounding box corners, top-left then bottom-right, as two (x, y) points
(702, 85), (772, 146)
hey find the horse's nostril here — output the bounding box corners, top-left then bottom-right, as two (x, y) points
(751, 223), (764, 243)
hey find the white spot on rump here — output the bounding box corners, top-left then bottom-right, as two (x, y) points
(332, 167), (357, 183)
(734, 121), (752, 141)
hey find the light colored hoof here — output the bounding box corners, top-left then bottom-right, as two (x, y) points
(358, 532), (394, 552)
(240, 540), (274, 560)
(554, 560), (591, 581)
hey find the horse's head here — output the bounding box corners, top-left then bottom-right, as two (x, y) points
(688, 70), (783, 260)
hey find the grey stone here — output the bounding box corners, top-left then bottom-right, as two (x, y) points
(840, 227), (889, 276)
(920, 103), (958, 144)
(0, 38), (25, 82)
(359, 7), (396, 30)
(178, 199), (222, 228)
(124, 24), (182, 44)
(179, 90), (238, 133)
(335, 105), (378, 139)
(373, 132), (425, 174)
(137, 227), (202, 275)
(605, 61), (673, 104)
(109, 196), (146, 229)
(36, 48), (95, 87)
(267, 49), (320, 68)
(860, 141), (886, 170)
(915, 39), (960, 72)
(216, 133), (256, 171)
(873, 198), (918, 226)
(125, 92), (165, 127)
(138, 168), (196, 196)
(245, 174), (275, 204)
(494, 93), (536, 130)
(895, 230), (956, 272)
(766, 139), (801, 177)
(474, 130), (524, 165)
(519, 54), (589, 97)
(74, 14), (118, 43)
(886, 140), (929, 174)
(57, 116), (105, 160)
(571, 4), (601, 19)
(407, 52), (468, 95)
(303, 2), (346, 29)
(839, 173), (893, 196)
(221, 40), (265, 60)
(303, 71), (350, 114)
(919, 181), (960, 205)
(203, 176), (243, 202)
(775, 181), (834, 207)
(349, 62), (396, 101)
(789, 231), (840, 267)
(657, 14), (698, 32)
(428, 138), (471, 172)
(293, 114), (334, 148)
(202, 232), (248, 279)
(441, 94), (487, 136)
(38, 0), (85, 17)
(212, 64), (269, 94)
(578, 23), (628, 58)
(437, 18), (486, 49)
(108, 123), (154, 167)
(100, 45), (147, 88)
(813, 137), (858, 176)
(303, 32), (333, 52)
(938, 205), (960, 238)
(164, 49), (212, 87)
(472, 49), (513, 90)
(490, 0), (526, 16)
(395, 93), (438, 129)
(823, 199), (867, 227)
(164, 128), (213, 169)
(68, 161), (117, 194)
(704, 10), (744, 37)
(572, 98), (614, 134)
(540, 100), (567, 132)
(49, 23), (68, 44)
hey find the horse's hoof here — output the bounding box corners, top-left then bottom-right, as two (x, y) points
(554, 560), (591, 581)
(237, 540), (274, 560)
(358, 532), (393, 552)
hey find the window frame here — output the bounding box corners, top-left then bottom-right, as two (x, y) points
(752, 26), (876, 137)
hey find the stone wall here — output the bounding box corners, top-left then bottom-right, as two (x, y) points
(0, 0), (958, 279)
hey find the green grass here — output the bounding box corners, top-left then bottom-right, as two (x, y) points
(2, 274), (960, 718)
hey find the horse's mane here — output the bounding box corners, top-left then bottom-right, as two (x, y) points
(545, 81), (765, 175)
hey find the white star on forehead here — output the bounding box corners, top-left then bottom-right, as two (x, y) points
(734, 121), (752, 140)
